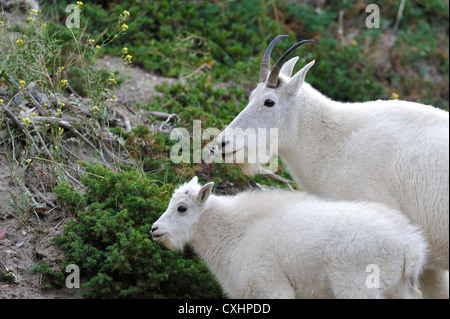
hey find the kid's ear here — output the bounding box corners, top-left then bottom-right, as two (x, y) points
(196, 182), (214, 204)
(284, 60), (315, 96)
(188, 176), (199, 184)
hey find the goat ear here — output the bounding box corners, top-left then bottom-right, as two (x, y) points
(196, 182), (214, 204)
(189, 176), (198, 185)
(280, 57), (299, 78)
(284, 60), (315, 96)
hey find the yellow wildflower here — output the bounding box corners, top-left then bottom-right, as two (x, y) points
(121, 47), (128, 55)
(27, 16), (34, 22)
(61, 79), (69, 88)
(92, 106), (99, 112)
(391, 92), (399, 100)
(20, 80), (26, 86)
(0, 99), (3, 104)
(123, 10), (130, 17)
(16, 39), (24, 46)
(95, 45), (101, 50)
(121, 23), (128, 31)
(57, 108), (62, 116)
(108, 72), (117, 84)
(77, 1), (83, 6)
(88, 39), (95, 44)
(41, 23), (47, 29)
(124, 54), (132, 64)
(23, 117), (31, 125)
(0, 21), (4, 25)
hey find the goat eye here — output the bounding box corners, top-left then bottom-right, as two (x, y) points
(264, 99), (275, 107)
(177, 206), (187, 213)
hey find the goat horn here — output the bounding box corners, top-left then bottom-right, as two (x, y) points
(258, 35), (290, 83)
(266, 39), (314, 88)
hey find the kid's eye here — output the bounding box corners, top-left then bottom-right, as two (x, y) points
(177, 206), (187, 213)
(264, 99), (275, 107)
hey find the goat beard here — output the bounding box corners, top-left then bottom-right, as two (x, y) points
(238, 162), (262, 176)
(237, 147), (277, 176)
(160, 234), (187, 252)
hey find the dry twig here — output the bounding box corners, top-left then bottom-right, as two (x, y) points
(1, 100), (40, 154)
(390, 0), (406, 47)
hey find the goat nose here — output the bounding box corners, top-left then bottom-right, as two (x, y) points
(151, 226), (158, 233)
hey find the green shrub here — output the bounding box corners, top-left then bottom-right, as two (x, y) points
(306, 35), (384, 102)
(39, 165), (223, 298)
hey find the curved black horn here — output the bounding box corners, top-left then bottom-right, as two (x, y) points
(266, 39), (313, 88)
(258, 35), (290, 83)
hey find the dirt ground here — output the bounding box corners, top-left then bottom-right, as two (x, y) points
(0, 155), (77, 298)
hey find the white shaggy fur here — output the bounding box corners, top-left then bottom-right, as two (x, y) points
(217, 56), (449, 298)
(152, 177), (427, 299)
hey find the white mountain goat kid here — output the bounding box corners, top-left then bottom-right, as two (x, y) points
(152, 177), (427, 299)
(216, 35), (449, 298)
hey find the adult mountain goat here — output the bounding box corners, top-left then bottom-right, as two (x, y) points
(152, 177), (427, 299)
(216, 35), (449, 298)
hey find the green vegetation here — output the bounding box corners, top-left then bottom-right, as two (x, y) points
(42, 0), (449, 107)
(35, 165), (223, 298)
(0, 0), (448, 298)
